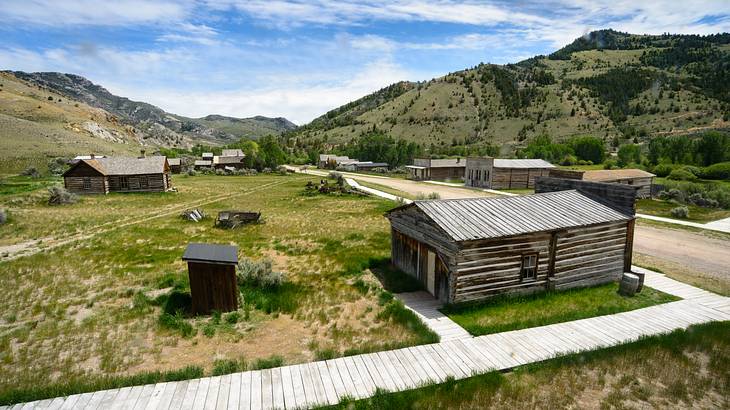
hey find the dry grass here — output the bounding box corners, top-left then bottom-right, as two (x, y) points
(0, 174), (430, 396)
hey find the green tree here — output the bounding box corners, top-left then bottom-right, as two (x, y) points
(617, 144), (642, 167)
(569, 136), (606, 164)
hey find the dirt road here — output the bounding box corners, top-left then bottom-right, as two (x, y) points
(634, 224), (730, 278)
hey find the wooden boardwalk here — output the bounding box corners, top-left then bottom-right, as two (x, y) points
(5, 268), (729, 410)
(396, 291), (472, 341)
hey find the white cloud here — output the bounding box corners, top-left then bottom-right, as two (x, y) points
(0, 0), (192, 26)
(106, 59), (419, 124)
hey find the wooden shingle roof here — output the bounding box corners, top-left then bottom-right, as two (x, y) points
(388, 190), (633, 242)
(582, 169), (655, 181)
(93, 156), (168, 175)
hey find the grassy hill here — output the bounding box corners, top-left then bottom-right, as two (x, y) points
(292, 30), (730, 155)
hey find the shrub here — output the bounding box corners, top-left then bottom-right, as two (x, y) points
(603, 159), (617, 170)
(47, 186), (77, 205)
(237, 258), (284, 288)
(20, 167), (40, 178)
(158, 312), (195, 338)
(667, 168), (698, 181)
(681, 165), (702, 177)
(328, 171), (342, 180)
(699, 162), (730, 180)
(250, 355), (284, 370)
(652, 163), (677, 177)
(0, 209), (6, 225)
(560, 154), (578, 166)
(427, 192), (441, 200)
(658, 189), (683, 201)
(224, 311), (241, 324)
(688, 193), (719, 208)
(211, 359), (244, 376)
(215, 169), (225, 176)
(47, 158), (67, 176)
(187, 169), (197, 176)
(670, 206), (689, 219)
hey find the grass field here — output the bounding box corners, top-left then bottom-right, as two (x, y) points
(0, 174), (437, 399)
(636, 198), (730, 223)
(327, 321), (730, 409)
(441, 283), (678, 336)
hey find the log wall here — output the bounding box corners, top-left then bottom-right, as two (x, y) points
(187, 262), (238, 314)
(108, 173), (169, 193)
(64, 176), (108, 194)
(490, 167), (551, 189)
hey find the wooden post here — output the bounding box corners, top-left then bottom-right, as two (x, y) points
(624, 219), (635, 272)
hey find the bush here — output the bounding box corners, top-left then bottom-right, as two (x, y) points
(187, 169), (197, 176)
(699, 162), (730, 180)
(658, 189), (683, 201)
(47, 158), (67, 176)
(212, 359), (244, 376)
(670, 206), (689, 219)
(328, 171), (342, 180)
(237, 258), (284, 288)
(47, 186), (77, 205)
(215, 169), (225, 176)
(0, 209), (6, 225)
(667, 168), (698, 181)
(560, 154), (578, 166)
(250, 355), (284, 370)
(603, 159), (617, 170)
(427, 192), (440, 200)
(20, 167), (40, 178)
(225, 311), (241, 324)
(652, 163), (677, 177)
(688, 193), (719, 208)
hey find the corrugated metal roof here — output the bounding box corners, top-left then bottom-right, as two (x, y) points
(401, 190), (632, 241)
(582, 169), (655, 181)
(493, 159), (555, 168)
(221, 149), (245, 157)
(182, 243), (238, 265)
(167, 158), (181, 166)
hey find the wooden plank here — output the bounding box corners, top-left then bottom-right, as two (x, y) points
(453, 339), (492, 373)
(227, 374), (241, 410)
(168, 380), (190, 410)
(360, 353), (391, 392)
(289, 365), (307, 409)
(325, 360), (348, 402)
(131, 385), (155, 410)
(279, 367), (295, 410)
(239, 371), (252, 410)
(259, 369), (274, 410)
(401, 348), (433, 385)
(179, 379), (200, 410)
(342, 356), (367, 398)
(383, 350), (416, 388)
(249, 371), (262, 410)
(47, 398), (65, 410)
(143, 382), (168, 410)
(307, 362), (329, 406)
(411, 346), (447, 382)
(95, 388), (121, 410)
(332, 359), (357, 400)
(270, 367), (285, 410)
(113, 386), (144, 410)
(298, 363), (319, 406)
(191, 378), (211, 410)
(216, 374), (231, 410)
(204, 377), (221, 410)
(389, 350), (423, 388)
(315, 361), (339, 405)
(374, 352), (406, 391)
(431, 344), (468, 379)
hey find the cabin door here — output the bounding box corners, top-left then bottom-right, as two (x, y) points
(426, 251), (436, 296)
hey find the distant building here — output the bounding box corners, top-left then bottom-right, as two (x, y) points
(549, 169), (655, 198)
(465, 158), (555, 189)
(167, 158), (182, 174)
(194, 160), (213, 170)
(68, 154), (106, 165)
(63, 156), (171, 194)
(341, 161), (389, 172)
(405, 158), (465, 181)
(221, 149), (245, 157)
(212, 149), (246, 169)
(201, 153), (214, 161)
(318, 154), (359, 169)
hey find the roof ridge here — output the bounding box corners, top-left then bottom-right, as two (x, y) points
(415, 189), (579, 204)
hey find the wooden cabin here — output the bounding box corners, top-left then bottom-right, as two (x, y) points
(182, 243), (239, 314)
(63, 156), (171, 194)
(318, 154), (358, 169)
(465, 158), (555, 189)
(167, 158), (182, 174)
(386, 189), (635, 304)
(549, 168), (655, 198)
(406, 158), (465, 181)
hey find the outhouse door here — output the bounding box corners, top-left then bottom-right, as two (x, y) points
(426, 251), (436, 295)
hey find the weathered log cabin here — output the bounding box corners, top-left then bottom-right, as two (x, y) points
(465, 158), (555, 189)
(386, 189), (635, 304)
(63, 156), (172, 194)
(549, 168), (655, 198)
(406, 158), (466, 181)
(167, 158), (182, 174)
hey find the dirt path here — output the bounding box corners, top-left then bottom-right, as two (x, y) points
(0, 179), (291, 262)
(634, 224), (730, 279)
(303, 169), (494, 200)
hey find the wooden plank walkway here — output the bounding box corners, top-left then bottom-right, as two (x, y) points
(5, 269), (729, 410)
(395, 291), (472, 341)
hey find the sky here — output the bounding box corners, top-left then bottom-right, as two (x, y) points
(1, 1), (729, 124)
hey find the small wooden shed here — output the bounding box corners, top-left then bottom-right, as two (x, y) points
(465, 157), (555, 189)
(182, 243), (239, 314)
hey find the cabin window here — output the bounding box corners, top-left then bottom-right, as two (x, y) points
(119, 176), (129, 190)
(83, 177), (91, 190)
(140, 176), (148, 188)
(520, 253), (538, 281)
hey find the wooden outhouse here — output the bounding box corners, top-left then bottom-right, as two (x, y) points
(63, 156), (171, 194)
(182, 243), (239, 315)
(386, 188), (635, 304)
(465, 158), (555, 189)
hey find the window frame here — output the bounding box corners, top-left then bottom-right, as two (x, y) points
(82, 177), (91, 190)
(520, 253), (539, 281)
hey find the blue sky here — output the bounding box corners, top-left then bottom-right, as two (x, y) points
(1, 1), (729, 124)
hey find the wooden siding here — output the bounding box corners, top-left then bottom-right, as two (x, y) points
(452, 233), (551, 303)
(429, 167), (465, 180)
(490, 167), (551, 189)
(64, 176), (108, 194)
(187, 262), (238, 314)
(107, 173), (168, 193)
(551, 221), (627, 290)
(535, 176), (637, 215)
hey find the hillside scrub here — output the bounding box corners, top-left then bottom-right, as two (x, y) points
(519, 135), (607, 165)
(648, 132), (730, 168)
(47, 186), (77, 205)
(660, 180), (730, 209)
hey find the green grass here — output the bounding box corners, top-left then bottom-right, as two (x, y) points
(322, 321), (730, 409)
(636, 198), (730, 223)
(441, 283), (679, 336)
(0, 175), (60, 196)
